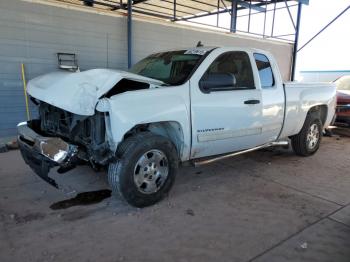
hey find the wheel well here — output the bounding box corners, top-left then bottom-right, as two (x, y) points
(123, 121), (184, 158)
(308, 105), (328, 125)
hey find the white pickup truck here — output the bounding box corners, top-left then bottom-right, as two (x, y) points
(18, 46), (336, 207)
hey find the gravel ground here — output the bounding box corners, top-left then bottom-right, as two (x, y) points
(0, 130), (350, 262)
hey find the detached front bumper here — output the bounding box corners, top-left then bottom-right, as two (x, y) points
(17, 121), (78, 188)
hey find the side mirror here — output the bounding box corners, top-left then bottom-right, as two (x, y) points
(199, 73), (237, 93)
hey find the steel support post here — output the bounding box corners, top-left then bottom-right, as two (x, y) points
(230, 0), (238, 33)
(127, 0), (132, 69)
(291, 2), (302, 81)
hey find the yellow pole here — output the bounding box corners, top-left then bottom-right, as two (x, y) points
(21, 63), (30, 121)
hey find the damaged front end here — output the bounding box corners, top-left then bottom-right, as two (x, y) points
(17, 102), (114, 188)
(18, 68), (164, 187)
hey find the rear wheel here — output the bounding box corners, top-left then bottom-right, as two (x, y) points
(291, 113), (323, 156)
(108, 132), (178, 207)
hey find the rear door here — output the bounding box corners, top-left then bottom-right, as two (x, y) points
(253, 53), (284, 142)
(190, 49), (265, 159)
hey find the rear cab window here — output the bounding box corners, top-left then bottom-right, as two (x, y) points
(254, 53), (275, 88)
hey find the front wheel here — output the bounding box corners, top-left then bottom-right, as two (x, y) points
(291, 113), (323, 156)
(108, 132), (178, 207)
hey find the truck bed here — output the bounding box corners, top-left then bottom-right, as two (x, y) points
(280, 82), (336, 138)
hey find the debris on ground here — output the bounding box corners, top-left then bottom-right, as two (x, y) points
(0, 143), (9, 153)
(6, 140), (19, 150)
(167, 201), (175, 208)
(185, 209), (195, 216)
(328, 126), (350, 138)
(324, 129), (333, 137)
(300, 242), (308, 249)
(0, 139), (18, 153)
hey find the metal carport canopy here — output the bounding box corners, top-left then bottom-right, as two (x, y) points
(52, 0), (309, 78)
(58, 0), (308, 23)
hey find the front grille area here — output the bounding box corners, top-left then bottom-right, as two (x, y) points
(39, 103), (74, 136)
(38, 102), (106, 148)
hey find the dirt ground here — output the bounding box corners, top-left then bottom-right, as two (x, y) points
(1, 129), (350, 262)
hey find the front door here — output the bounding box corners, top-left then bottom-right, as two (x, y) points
(190, 50), (263, 159)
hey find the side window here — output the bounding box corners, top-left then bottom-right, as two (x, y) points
(200, 51), (255, 92)
(254, 53), (275, 88)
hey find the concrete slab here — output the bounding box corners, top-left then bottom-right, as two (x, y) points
(330, 205), (350, 227)
(0, 136), (349, 262)
(219, 136), (350, 206)
(252, 218), (350, 262)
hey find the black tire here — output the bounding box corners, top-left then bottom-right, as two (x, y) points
(108, 132), (178, 207)
(291, 113), (323, 156)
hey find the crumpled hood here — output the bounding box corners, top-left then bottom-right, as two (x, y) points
(27, 69), (164, 115)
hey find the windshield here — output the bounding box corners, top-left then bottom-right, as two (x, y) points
(335, 75), (350, 91)
(129, 50), (207, 85)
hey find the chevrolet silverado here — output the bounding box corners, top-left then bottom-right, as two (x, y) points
(17, 46), (336, 207)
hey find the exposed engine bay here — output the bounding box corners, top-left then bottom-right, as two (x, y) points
(34, 102), (113, 166)
(20, 75), (157, 185)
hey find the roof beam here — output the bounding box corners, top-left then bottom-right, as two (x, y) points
(190, 0), (218, 8)
(132, 8), (173, 19)
(109, 0), (149, 10)
(284, 0), (296, 29)
(178, 0), (286, 21)
(160, 0), (210, 13)
(81, 0), (120, 9)
(133, 0), (149, 4)
(141, 2), (196, 16)
(237, 0), (265, 12)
